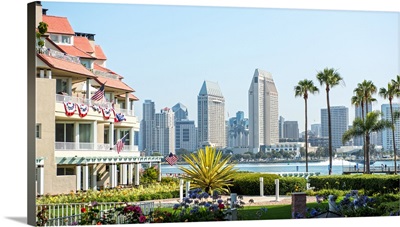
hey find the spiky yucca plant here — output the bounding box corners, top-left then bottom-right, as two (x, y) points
(178, 146), (238, 195)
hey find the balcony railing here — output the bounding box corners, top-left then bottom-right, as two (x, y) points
(55, 94), (135, 116)
(42, 48), (81, 64)
(55, 142), (138, 152)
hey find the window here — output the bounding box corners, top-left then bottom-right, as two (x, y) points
(36, 124), (41, 139)
(61, 35), (71, 44)
(50, 34), (59, 43)
(56, 123), (74, 142)
(57, 167), (75, 176)
(56, 78), (69, 94)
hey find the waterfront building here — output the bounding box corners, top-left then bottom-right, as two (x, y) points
(279, 116), (285, 139)
(154, 107), (175, 156)
(175, 119), (197, 152)
(311, 123), (321, 138)
(283, 121), (299, 140)
(321, 106), (349, 148)
(381, 103), (400, 151)
(140, 100), (155, 152)
(248, 68), (279, 152)
(197, 80), (226, 148)
(33, 2), (161, 195)
(227, 111), (249, 148)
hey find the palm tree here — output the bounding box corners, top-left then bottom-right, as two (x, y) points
(379, 81), (400, 175)
(342, 111), (392, 174)
(294, 79), (319, 172)
(178, 146), (238, 195)
(351, 90), (366, 172)
(355, 80), (377, 172)
(316, 67), (344, 175)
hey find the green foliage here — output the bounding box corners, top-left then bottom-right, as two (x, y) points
(308, 174), (400, 195)
(178, 146), (239, 195)
(140, 166), (158, 184)
(230, 172), (307, 195)
(37, 22), (48, 34)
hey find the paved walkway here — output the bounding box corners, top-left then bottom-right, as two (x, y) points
(147, 195), (306, 207)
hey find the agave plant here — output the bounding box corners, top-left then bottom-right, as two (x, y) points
(178, 146), (238, 195)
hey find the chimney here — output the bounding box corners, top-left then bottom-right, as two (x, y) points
(42, 8), (48, 15)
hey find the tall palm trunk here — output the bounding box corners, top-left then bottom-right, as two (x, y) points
(364, 100), (370, 173)
(390, 100), (397, 174)
(365, 132), (371, 174)
(361, 102), (366, 173)
(326, 86), (332, 175)
(305, 97), (309, 172)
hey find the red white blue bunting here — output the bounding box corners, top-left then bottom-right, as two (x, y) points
(77, 103), (89, 117)
(63, 102), (76, 116)
(102, 107), (113, 120)
(114, 113), (126, 122)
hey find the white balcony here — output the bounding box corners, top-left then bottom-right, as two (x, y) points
(55, 142), (140, 158)
(55, 94), (135, 116)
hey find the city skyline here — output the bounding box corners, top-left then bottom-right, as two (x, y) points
(39, 1), (399, 133)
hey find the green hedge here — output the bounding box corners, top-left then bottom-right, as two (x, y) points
(230, 172), (307, 195)
(308, 174), (400, 195)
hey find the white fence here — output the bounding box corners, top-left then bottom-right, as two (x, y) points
(36, 201), (154, 226)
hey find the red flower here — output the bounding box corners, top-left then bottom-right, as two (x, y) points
(139, 215), (147, 223)
(218, 203), (225, 209)
(97, 222), (102, 225)
(81, 207), (87, 213)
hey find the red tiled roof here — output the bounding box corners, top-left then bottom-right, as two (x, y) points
(73, 36), (94, 53)
(37, 53), (96, 77)
(94, 45), (107, 60)
(118, 93), (139, 101)
(94, 63), (116, 74)
(95, 76), (134, 92)
(42, 15), (74, 35)
(57, 45), (95, 59)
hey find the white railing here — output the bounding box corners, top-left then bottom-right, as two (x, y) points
(55, 142), (138, 152)
(55, 94), (135, 116)
(36, 201), (154, 226)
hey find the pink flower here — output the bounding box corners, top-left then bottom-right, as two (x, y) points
(139, 215), (147, 223)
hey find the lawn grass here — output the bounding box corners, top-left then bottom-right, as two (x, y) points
(156, 202), (326, 221)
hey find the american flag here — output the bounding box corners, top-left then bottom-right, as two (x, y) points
(91, 82), (105, 101)
(115, 133), (128, 154)
(165, 153), (178, 166)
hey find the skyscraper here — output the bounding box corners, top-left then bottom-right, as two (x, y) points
(248, 68), (279, 152)
(311, 123), (321, 137)
(172, 102), (188, 122)
(279, 116), (285, 139)
(283, 121), (299, 140)
(140, 100), (155, 152)
(381, 103), (400, 151)
(227, 111), (249, 147)
(154, 107), (175, 155)
(197, 80), (226, 148)
(321, 106), (349, 148)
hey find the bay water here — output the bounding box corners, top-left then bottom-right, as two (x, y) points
(161, 159), (396, 176)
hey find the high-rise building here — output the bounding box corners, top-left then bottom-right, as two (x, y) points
(248, 68), (279, 152)
(381, 103), (400, 151)
(321, 106), (349, 148)
(227, 111), (249, 147)
(140, 99), (155, 152)
(279, 116), (285, 139)
(172, 102), (188, 121)
(283, 121), (299, 140)
(353, 102), (372, 146)
(310, 123), (321, 137)
(175, 120), (197, 152)
(153, 107), (175, 155)
(197, 80), (226, 148)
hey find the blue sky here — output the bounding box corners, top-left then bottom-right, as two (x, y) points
(41, 1), (399, 132)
